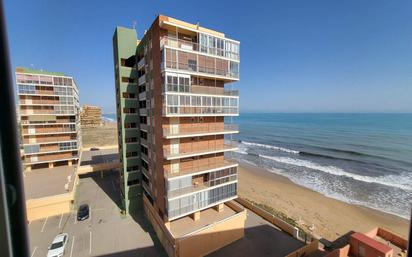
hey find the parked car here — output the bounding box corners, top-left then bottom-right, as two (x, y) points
(77, 204), (90, 221)
(47, 233), (68, 257)
(90, 147), (100, 151)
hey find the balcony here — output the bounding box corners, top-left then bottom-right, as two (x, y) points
(22, 127), (77, 135)
(137, 57), (145, 70)
(163, 124), (239, 139)
(142, 179), (152, 196)
(138, 75), (145, 86)
(140, 123), (148, 131)
(167, 182), (237, 220)
(139, 108), (147, 116)
(163, 106), (238, 117)
(160, 36), (240, 61)
(138, 91), (147, 100)
(164, 84), (238, 97)
(167, 174), (237, 199)
(20, 109), (76, 116)
(163, 142), (238, 160)
(165, 159), (238, 179)
(161, 61), (239, 80)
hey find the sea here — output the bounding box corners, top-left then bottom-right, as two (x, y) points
(227, 113), (412, 220)
(102, 113), (116, 123)
(103, 112), (412, 219)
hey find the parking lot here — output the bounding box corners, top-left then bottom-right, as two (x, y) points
(28, 171), (166, 257)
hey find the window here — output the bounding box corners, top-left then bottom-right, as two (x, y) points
(229, 61), (239, 77)
(18, 84), (35, 94)
(59, 141), (77, 151)
(188, 59), (197, 71)
(24, 144), (39, 154)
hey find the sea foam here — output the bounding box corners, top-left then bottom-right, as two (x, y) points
(241, 141), (300, 154)
(259, 155), (412, 191)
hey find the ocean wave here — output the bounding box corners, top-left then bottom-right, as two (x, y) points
(241, 141), (300, 154)
(260, 155), (412, 191)
(234, 148), (248, 155)
(102, 116), (115, 122)
(309, 146), (412, 167)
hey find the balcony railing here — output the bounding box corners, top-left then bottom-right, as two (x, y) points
(138, 75), (146, 85)
(137, 57), (145, 70)
(163, 106), (238, 116)
(19, 99), (74, 106)
(160, 36), (240, 61)
(161, 61), (239, 79)
(164, 84), (238, 97)
(20, 109), (76, 115)
(167, 174), (237, 199)
(165, 159), (238, 179)
(163, 124), (239, 138)
(22, 127), (77, 135)
(167, 182), (237, 219)
(163, 142), (238, 160)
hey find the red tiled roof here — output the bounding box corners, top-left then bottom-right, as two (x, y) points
(351, 232), (392, 253)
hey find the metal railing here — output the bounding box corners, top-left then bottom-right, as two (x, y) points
(137, 57), (145, 69)
(161, 60), (239, 79)
(167, 183), (237, 219)
(167, 174), (237, 199)
(163, 124), (238, 138)
(165, 159), (238, 178)
(164, 83), (238, 96)
(138, 75), (145, 85)
(163, 142), (238, 159)
(163, 106), (238, 116)
(160, 36), (240, 61)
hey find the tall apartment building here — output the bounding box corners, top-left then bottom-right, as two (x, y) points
(113, 15), (244, 256)
(16, 67), (81, 171)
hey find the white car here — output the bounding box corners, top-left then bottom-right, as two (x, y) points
(47, 233), (68, 257)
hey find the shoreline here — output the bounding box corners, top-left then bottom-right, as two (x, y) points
(237, 162), (409, 240)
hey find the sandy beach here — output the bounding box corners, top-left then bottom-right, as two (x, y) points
(237, 162), (409, 241)
(81, 122), (118, 148)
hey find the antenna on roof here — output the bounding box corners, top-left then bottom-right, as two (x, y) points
(132, 20), (137, 30)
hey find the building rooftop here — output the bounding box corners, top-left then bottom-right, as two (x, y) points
(159, 14), (226, 38)
(24, 166), (75, 199)
(16, 67), (67, 76)
(80, 148), (119, 166)
(169, 203), (238, 238)
(208, 209), (310, 257)
(351, 232), (392, 254)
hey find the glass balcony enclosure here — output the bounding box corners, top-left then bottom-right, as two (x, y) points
(161, 48), (239, 80)
(166, 166), (237, 198)
(166, 182), (237, 220)
(160, 35), (239, 61)
(163, 124), (238, 138)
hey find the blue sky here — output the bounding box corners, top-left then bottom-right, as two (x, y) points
(4, 0), (412, 113)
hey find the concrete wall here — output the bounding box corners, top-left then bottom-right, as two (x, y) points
(236, 198), (299, 238)
(349, 236), (393, 257)
(144, 196), (247, 257)
(177, 209), (246, 257)
(324, 245), (351, 257)
(377, 227), (408, 250)
(26, 173), (78, 221)
(284, 239), (319, 257)
(143, 196), (177, 257)
(26, 194), (72, 221)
